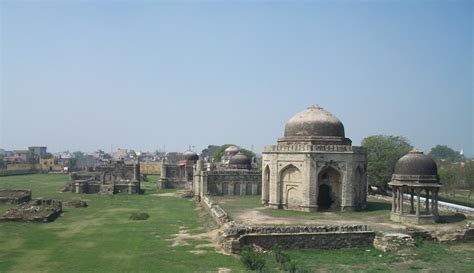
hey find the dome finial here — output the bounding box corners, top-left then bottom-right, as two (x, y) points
(308, 104), (323, 110)
(410, 148), (423, 154)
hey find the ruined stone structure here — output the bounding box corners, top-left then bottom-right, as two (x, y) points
(193, 151), (261, 197)
(0, 199), (62, 223)
(262, 106), (367, 212)
(220, 224), (375, 253)
(0, 189), (32, 204)
(64, 160), (141, 194)
(389, 150), (440, 224)
(160, 150), (198, 189)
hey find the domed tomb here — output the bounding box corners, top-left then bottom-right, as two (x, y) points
(389, 150), (440, 225)
(262, 105), (368, 212)
(228, 151), (251, 169)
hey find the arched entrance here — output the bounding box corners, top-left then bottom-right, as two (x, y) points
(317, 167), (342, 211)
(317, 184), (332, 209)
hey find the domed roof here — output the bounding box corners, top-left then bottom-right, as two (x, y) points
(224, 145), (240, 153)
(394, 150), (438, 176)
(183, 150), (199, 161)
(284, 106), (345, 138)
(229, 151), (251, 166)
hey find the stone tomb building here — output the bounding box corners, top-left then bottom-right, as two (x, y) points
(389, 150), (440, 224)
(160, 150), (199, 189)
(193, 151), (261, 197)
(262, 106), (368, 212)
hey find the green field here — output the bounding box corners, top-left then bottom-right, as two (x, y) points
(0, 174), (244, 273)
(1, 174), (474, 273)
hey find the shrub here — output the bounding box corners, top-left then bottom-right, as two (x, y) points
(240, 246), (266, 271)
(129, 212), (150, 220)
(414, 237), (424, 247)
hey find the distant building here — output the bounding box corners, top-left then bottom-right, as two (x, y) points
(28, 146), (47, 157)
(140, 162), (161, 175)
(8, 150), (36, 164)
(112, 149), (129, 161)
(39, 157), (67, 172)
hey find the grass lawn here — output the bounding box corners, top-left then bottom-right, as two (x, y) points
(1, 174), (473, 273)
(0, 174), (244, 273)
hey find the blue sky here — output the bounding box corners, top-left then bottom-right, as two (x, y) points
(1, 1), (472, 156)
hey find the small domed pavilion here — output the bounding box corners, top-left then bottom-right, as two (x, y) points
(389, 150), (440, 224)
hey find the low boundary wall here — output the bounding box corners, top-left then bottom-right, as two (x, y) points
(199, 195), (375, 253)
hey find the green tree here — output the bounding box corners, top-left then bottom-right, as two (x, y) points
(361, 135), (413, 188)
(429, 145), (463, 162)
(439, 167), (458, 197)
(200, 145), (220, 160)
(462, 161), (474, 204)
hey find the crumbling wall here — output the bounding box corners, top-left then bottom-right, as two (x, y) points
(0, 189), (32, 204)
(201, 196), (231, 224)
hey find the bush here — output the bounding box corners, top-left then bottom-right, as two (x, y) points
(240, 246), (266, 271)
(129, 212), (150, 221)
(414, 237), (424, 247)
(272, 244), (308, 273)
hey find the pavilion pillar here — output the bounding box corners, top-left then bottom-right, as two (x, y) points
(410, 188), (414, 214)
(434, 188), (439, 215)
(392, 187), (397, 213)
(416, 188), (420, 216)
(399, 186), (404, 214)
(425, 189), (430, 213)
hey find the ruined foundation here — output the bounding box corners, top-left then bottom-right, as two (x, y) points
(0, 189), (32, 204)
(0, 199), (62, 223)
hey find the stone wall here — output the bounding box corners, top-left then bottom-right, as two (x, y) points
(201, 195), (231, 224)
(221, 224), (374, 253)
(199, 195), (375, 254)
(195, 169), (262, 197)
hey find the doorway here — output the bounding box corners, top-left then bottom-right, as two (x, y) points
(317, 184), (332, 210)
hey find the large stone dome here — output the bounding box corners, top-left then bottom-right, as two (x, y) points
(183, 150), (199, 161)
(394, 150), (438, 176)
(284, 106), (345, 138)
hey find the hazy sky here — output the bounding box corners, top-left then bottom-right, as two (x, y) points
(1, 1), (472, 156)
